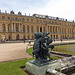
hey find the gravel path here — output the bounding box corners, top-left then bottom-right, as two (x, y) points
(0, 39), (75, 62)
(0, 43), (32, 62)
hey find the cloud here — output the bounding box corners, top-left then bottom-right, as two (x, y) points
(0, 0), (75, 20)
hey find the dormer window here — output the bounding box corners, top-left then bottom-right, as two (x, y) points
(18, 11), (22, 15)
(10, 10), (15, 14)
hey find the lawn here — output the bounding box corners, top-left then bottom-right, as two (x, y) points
(0, 47), (59, 75)
(52, 44), (75, 55)
(0, 58), (34, 75)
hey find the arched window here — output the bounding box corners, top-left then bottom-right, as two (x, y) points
(56, 27), (57, 32)
(37, 20), (38, 22)
(0, 35), (1, 39)
(31, 35), (33, 40)
(40, 27), (42, 32)
(15, 17), (18, 21)
(27, 35), (30, 39)
(43, 21), (45, 23)
(31, 19), (33, 22)
(27, 19), (29, 22)
(27, 25), (29, 33)
(53, 26), (55, 32)
(56, 35), (58, 39)
(8, 24), (11, 32)
(3, 24), (6, 32)
(37, 26), (39, 32)
(31, 26), (33, 33)
(23, 25), (25, 32)
(51, 35), (52, 39)
(16, 34), (19, 40)
(54, 35), (55, 39)
(16, 24), (19, 32)
(2, 16), (5, 19)
(8, 35), (11, 40)
(23, 35), (25, 39)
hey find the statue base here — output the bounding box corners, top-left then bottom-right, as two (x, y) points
(26, 60), (61, 75)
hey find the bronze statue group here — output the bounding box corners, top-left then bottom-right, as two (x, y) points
(32, 32), (54, 63)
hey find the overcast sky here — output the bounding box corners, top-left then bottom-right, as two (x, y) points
(0, 0), (75, 20)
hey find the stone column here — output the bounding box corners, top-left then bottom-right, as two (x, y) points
(25, 25), (27, 33)
(29, 25), (31, 33)
(46, 25), (48, 32)
(42, 26), (43, 32)
(52, 26), (53, 33)
(49, 26), (50, 32)
(57, 27), (58, 33)
(33, 26), (36, 33)
(22, 24), (23, 32)
(55, 26), (56, 33)
(61, 28), (63, 33)
(11, 23), (13, 32)
(19, 23), (21, 32)
(6, 24), (8, 32)
(14, 23), (16, 32)
(59, 27), (61, 33)
(39, 26), (40, 33)
(0, 23), (3, 32)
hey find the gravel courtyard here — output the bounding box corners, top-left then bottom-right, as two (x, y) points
(0, 43), (32, 62)
(0, 39), (75, 62)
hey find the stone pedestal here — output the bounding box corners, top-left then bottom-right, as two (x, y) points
(26, 60), (61, 75)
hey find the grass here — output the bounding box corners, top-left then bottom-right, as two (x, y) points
(0, 47), (59, 75)
(27, 47), (33, 56)
(0, 58), (34, 75)
(53, 44), (75, 55)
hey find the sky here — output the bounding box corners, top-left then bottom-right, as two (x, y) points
(0, 0), (75, 21)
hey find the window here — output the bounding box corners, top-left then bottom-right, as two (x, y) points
(37, 26), (39, 32)
(40, 20), (42, 23)
(31, 19), (33, 22)
(3, 24), (6, 32)
(48, 21), (50, 24)
(8, 17), (10, 20)
(23, 18), (25, 21)
(16, 25), (19, 32)
(23, 25), (25, 32)
(27, 25), (29, 33)
(16, 34), (19, 40)
(2, 16), (5, 19)
(31, 26), (33, 33)
(27, 19), (29, 22)
(37, 20), (39, 22)
(15, 18), (18, 21)
(23, 35), (25, 39)
(40, 27), (42, 32)
(43, 21), (45, 23)
(8, 24), (11, 32)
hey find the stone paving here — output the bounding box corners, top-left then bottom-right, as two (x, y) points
(0, 39), (75, 62)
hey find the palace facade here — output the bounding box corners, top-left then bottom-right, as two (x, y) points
(0, 10), (75, 40)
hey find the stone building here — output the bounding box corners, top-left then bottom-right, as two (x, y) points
(0, 10), (75, 40)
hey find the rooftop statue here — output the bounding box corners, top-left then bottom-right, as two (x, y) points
(32, 32), (54, 64)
